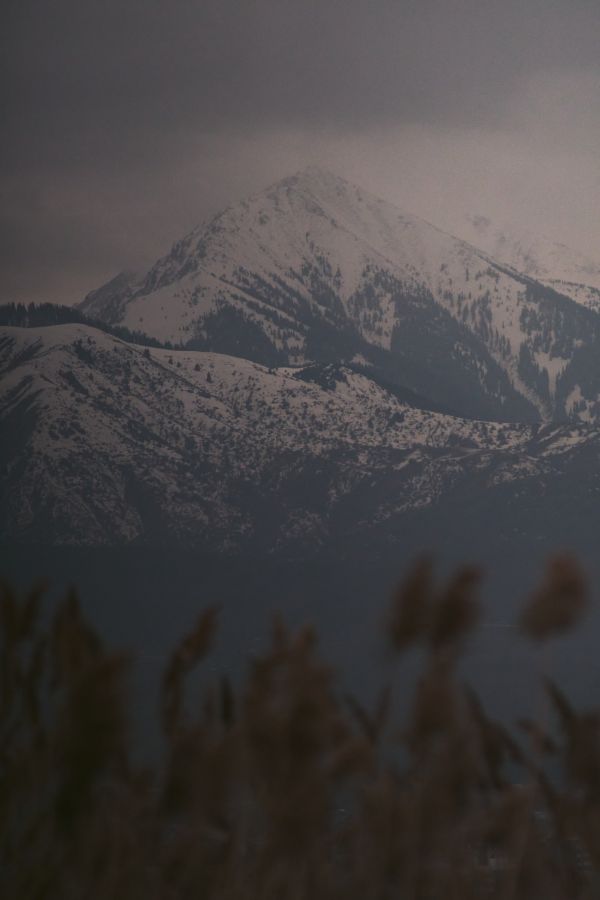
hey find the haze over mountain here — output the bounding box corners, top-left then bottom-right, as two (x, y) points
(458, 213), (600, 312)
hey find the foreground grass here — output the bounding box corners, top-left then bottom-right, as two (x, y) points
(1, 557), (599, 899)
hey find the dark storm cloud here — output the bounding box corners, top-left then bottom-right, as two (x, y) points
(4, 0), (600, 156)
(2, 0), (600, 303)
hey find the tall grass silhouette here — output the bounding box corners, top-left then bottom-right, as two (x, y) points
(1, 556), (599, 898)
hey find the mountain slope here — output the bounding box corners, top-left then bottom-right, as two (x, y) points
(459, 213), (600, 312)
(3, 323), (600, 552)
(81, 168), (600, 424)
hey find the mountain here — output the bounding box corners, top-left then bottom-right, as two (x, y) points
(5, 168), (600, 555)
(3, 322), (600, 553)
(459, 213), (600, 313)
(81, 167), (600, 424)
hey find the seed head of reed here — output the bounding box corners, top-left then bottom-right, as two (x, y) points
(520, 555), (587, 640)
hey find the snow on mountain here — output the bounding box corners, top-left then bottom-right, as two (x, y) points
(83, 166), (469, 347)
(459, 213), (600, 312)
(80, 167), (600, 425)
(3, 322), (598, 551)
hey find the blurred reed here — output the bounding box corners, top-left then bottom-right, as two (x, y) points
(0, 555), (597, 899)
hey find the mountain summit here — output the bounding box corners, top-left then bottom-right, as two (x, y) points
(81, 168), (600, 424)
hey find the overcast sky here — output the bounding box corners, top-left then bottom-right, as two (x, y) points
(2, 0), (599, 304)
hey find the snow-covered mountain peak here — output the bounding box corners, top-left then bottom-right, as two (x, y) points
(135, 166), (476, 311)
(78, 168), (600, 425)
(261, 165), (436, 246)
(267, 164), (354, 197)
(81, 167), (470, 344)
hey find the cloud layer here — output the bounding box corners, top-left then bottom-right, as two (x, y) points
(2, 0), (599, 303)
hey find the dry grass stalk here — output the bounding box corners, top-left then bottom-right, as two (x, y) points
(0, 557), (598, 898)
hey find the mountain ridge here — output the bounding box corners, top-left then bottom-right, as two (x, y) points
(3, 321), (600, 552)
(79, 167), (600, 425)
